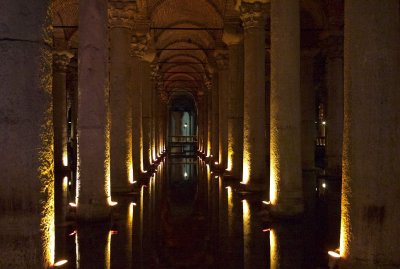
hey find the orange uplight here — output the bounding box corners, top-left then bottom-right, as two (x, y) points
(328, 250), (341, 258)
(53, 260), (68, 267)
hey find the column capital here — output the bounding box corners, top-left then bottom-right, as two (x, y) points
(214, 49), (229, 70)
(53, 50), (74, 72)
(130, 33), (150, 58)
(223, 20), (243, 46)
(239, 1), (268, 30)
(108, 1), (136, 29)
(319, 30), (343, 59)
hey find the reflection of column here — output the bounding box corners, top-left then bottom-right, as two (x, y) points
(109, 2), (135, 192)
(270, 225), (303, 269)
(0, 2), (53, 267)
(321, 31), (343, 177)
(77, 225), (110, 268)
(340, 2), (400, 268)
(242, 199), (267, 268)
(240, 2), (267, 189)
(270, 0), (303, 215)
(215, 50), (229, 169)
(76, 0), (111, 220)
(223, 23), (244, 179)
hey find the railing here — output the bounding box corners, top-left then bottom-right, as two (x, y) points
(168, 135), (198, 157)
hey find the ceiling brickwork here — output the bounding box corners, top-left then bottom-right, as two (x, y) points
(51, 0), (341, 99)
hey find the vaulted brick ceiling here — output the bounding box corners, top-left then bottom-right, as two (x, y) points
(52, 0), (339, 100)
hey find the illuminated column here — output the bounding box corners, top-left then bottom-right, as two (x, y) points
(223, 23), (244, 179)
(197, 93), (205, 153)
(300, 49), (317, 171)
(215, 50), (229, 169)
(321, 31), (343, 177)
(0, 1), (53, 267)
(202, 91), (209, 154)
(340, 1), (400, 268)
(141, 57), (154, 171)
(240, 1), (267, 190)
(76, 0), (111, 220)
(270, 0), (303, 215)
(209, 68), (219, 159)
(109, 2), (135, 192)
(130, 33), (147, 178)
(205, 81), (213, 156)
(53, 51), (73, 174)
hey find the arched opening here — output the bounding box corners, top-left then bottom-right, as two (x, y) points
(167, 92), (197, 157)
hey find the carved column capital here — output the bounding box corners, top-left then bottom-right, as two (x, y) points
(214, 49), (229, 70)
(108, 2), (136, 29)
(319, 30), (343, 59)
(130, 33), (150, 58)
(53, 50), (74, 72)
(223, 20), (243, 46)
(239, 1), (268, 30)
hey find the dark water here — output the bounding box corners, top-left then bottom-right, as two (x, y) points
(54, 157), (341, 269)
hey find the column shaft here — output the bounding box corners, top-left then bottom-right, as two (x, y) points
(241, 2), (267, 190)
(76, 0), (111, 220)
(211, 73), (219, 159)
(227, 42), (244, 179)
(141, 61), (152, 170)
(218, 65), (229, 169)
(131, 57), (144, 178)
(110, 25), (133, 192)
(340, 1), (400, 268)
(270, 0), (303, 214)
(0, 1), (53, 266)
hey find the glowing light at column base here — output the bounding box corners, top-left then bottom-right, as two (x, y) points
(242, 161), (250, 184)
(269, 160), (278, 205)
(108, 199), (118, 206)
(53, 260), (68, 267)
(129, 165), (134, 184)
(62, 176), (68, 192)
(62, 153), (68, 167)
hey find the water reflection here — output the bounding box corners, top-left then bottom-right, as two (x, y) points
(54, 158), (340, 268)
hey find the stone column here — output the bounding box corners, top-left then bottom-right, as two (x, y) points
(240, 2), (267, 190)
(0, 1), (53, 267)
(269, 0), (303, 215)
(223, 23), (244, 180)
(205, 80), (213, 157)
(340, 1), (400, 268)
(130, 33), (148, 178)
(76, 0), (111, 221)
(300, 49), (318, 171)
(210, 69), (219, 160)
(141, 58), (154, 171)
(53, 51), (73, 174)
(215, 50), (229, 170)
(321, 31), (344, 177)
(109, 2), (135, 192)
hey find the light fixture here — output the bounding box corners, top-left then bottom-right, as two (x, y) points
(69, 202), (77, 207)
(262, 200), (271, 205)
(322, 183), (327, 189)
(109, 201), (118, 206)
(53, 260), (68, 267)
(328, 249), (340, 258)
(322, 121), (327, 125)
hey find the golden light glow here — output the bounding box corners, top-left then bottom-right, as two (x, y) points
(262, 200), (271, 205)
(242, 161), (250, 184)
(62, 176), (68, 192)
(127, 202), (134, 267)
(270, 229), (277, 269)
(105, 109), (112, 209)
(227, 186), (233, 231)
(108, 201), (118, 206)
(242, 199), (250, 267)
(328, 250), (341, 258)
(69, 202), (77, 207)
(75, 232), (79, 269)
(54, 260), (68, 267)
(106, 231), (111, 269)
(339, 170), (351, 257)
(62, 153), (68, 167)
(129, 165), (134, 184)
(269, 158), (278, 205)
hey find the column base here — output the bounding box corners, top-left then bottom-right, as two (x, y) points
(76, 203), (111, 222)
(238, 182), (266, 193)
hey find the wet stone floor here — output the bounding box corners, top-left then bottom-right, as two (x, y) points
(55, 157), (341, 269)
